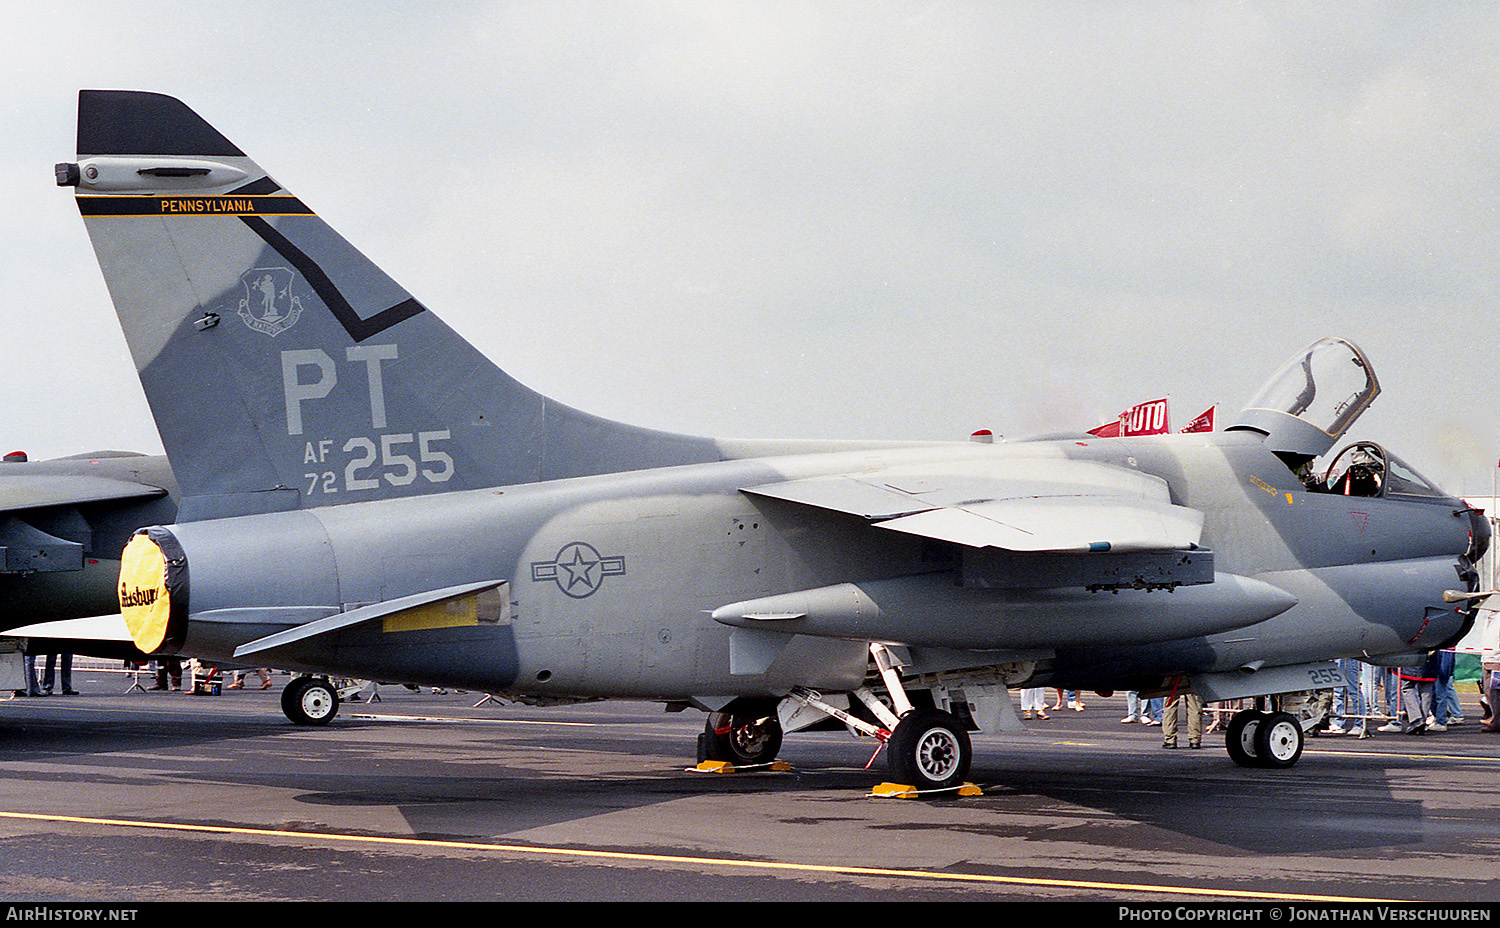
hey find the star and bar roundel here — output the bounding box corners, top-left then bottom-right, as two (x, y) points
(530, 542), (627, 599)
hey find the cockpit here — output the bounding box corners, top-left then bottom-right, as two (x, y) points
(1316, 441), (1450, 501)
(1230, 337), (1488, 560)
(1230, 338), (1457, 506)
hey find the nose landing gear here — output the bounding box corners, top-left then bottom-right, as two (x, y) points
(1225, 708), (1304, 768)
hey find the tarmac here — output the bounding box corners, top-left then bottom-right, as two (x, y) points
(0, 665), (1497, 903)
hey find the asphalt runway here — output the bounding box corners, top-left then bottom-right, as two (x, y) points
(0, 666), (1497, 903)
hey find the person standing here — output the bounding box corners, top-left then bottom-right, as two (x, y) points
(1162, 687), (1204, 749)
(228, 667), (272, 690)
(41, 653), (76, 696)
(1397, 656), (1437, 735)
(17, 653), (40, 697)
(149, 657), (183, 692)
(1021, 688), (1050, 720)
(1482, 617), (1500, 734)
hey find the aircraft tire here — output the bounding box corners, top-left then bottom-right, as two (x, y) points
(703, 709), (783, 766)
(282, 676), (339, 726)
(886, 708), (971, 791)
(1253, 711), (1304, 768)
(279, 677), (304, 719)
(1225, 709), (1265, 768)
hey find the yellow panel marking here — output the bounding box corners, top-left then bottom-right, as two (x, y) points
(382, 597), (478, 633)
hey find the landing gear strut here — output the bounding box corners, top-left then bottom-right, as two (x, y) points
(867, 643), (973, 790)
(783, 643), (976, 792)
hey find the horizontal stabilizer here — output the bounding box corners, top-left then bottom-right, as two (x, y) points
(233, 579), (507, 659)
(0, 517), (83, 573)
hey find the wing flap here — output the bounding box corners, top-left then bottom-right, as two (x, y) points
(876, 496), (1204, 553)
(744, 459), (1203, 553)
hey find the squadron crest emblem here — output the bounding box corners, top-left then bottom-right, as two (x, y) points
(237, 267), (305, 336)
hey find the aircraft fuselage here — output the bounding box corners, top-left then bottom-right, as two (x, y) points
(159, 430), (1477, 702)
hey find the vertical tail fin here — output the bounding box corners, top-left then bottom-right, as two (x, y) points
(63, 91), (718, 520)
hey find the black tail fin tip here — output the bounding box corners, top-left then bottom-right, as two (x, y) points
(78, 90), (243, 158)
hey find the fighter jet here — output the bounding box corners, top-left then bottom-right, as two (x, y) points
(0, 451), (174, 630)
(54, 90), (1487, 790)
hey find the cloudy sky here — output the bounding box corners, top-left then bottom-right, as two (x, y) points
(4, 2), (1499, 492)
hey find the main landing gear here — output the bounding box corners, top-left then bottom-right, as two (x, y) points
(1224, 708), (1304, 768)
(744, 685), (975, 792)
(700, 646), (976, 792)
(700, 700), (784, 767)
(779, 644), (976, 792)
(864, 642), (974, 790)
(884, 708), (973, 791)
(281, 675), (340, 726)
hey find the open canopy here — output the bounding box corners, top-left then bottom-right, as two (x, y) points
(1229, 337), (1380, 458)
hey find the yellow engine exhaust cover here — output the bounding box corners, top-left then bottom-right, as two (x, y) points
(118, 530), (181, 653)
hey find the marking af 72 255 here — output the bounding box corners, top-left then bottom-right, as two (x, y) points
(55, 91), (1486, 789)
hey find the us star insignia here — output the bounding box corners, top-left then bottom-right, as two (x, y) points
(530, 542), (626, 598)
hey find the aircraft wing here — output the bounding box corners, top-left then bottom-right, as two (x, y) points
(0, 472), (169, 575)
(743, 459), (1203, 553)
(0, 473), (167, 512)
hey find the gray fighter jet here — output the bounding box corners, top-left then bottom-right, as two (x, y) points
(0, 450), (174, 690)
(54, 91), (1487, 789)
(0, 452), (174, 630)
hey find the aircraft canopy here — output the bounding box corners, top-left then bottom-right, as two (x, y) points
(1229, 337), (1380, 458)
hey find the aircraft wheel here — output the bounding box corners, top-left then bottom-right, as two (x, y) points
(1225, 709), (1265, 768)
(886, 708), (972, 791)
(282, 676), (339, 726)
(703, 709), (783, 765)
(1253, 711), (1304, 769)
